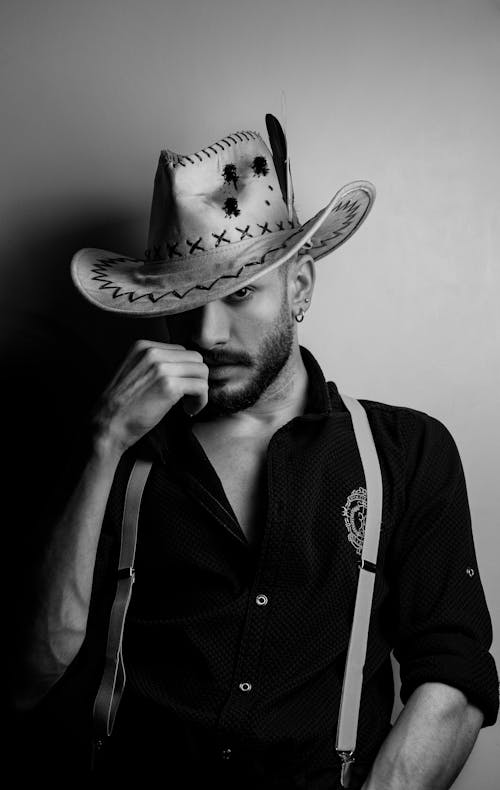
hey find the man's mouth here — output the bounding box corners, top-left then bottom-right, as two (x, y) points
(207, 363), (239, 379)
(203, 354), (252, 368)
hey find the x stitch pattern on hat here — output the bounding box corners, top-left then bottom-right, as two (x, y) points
(85, 200), (369, 305)
(88, 195), (365, 306)
(71, 119), (376, 316)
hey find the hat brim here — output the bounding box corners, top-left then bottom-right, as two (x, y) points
(71, 181), (375, 317)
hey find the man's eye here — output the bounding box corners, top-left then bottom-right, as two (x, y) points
(228, 287), (252, 302)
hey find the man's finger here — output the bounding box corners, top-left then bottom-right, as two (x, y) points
(178, 379), (209, 416)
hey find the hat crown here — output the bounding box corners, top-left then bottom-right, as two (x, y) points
(145, 130), (296, 263)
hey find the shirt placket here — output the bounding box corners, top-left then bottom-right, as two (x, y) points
(214, 429), (290, 760)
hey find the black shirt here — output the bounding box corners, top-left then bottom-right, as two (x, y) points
(37, 347), (500, 788)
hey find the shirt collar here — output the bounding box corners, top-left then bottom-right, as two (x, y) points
(299, 345), (340, 416)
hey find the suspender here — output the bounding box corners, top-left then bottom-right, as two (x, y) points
(336, 395), (383, 787)
(92, 397), (383, 788)
(92, 458), (153, 755)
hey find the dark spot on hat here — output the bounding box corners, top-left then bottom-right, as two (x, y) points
(252, 156), (269, 177)
(268, 184), (274, 190)
(265, 200), (270, 205)
(223, 197), (240, 218)
(222, 163), (239, 189)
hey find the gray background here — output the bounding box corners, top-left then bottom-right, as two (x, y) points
(2, 1), (498, 786)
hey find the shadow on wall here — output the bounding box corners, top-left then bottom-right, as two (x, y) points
(2, 206), (166, 742)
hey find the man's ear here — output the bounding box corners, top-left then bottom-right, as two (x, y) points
(289, 254), (315, 315)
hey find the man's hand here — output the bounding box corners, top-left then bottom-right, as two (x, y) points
(93, 340), (208, 454)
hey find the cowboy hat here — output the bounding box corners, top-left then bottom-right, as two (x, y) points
(71, 114), (375, 317)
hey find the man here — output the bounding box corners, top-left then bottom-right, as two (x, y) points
(15, 115), (498, 788)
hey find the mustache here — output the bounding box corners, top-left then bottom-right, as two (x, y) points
(199, 349), (253, 366)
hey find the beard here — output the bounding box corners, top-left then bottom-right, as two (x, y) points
(200, 297), (295, 417)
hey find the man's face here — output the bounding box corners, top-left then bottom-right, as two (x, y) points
(166, 266), (295, 415)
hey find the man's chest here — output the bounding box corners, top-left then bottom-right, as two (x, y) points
(192, 428), (271, 545)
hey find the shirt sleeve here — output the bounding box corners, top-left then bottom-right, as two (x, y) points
(391, 410), (499, 726)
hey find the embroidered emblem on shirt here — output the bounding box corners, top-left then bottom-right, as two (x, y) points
(341, 487), (367, 555)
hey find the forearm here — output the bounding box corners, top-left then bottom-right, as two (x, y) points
(362, 682), (483, 790)
(15, 435), (123, 709)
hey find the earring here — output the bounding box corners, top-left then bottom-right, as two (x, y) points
(295, 307), (305, 323)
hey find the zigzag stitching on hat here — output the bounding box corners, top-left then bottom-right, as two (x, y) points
(96, 259), (265, 304)
(91, 259), (139, 286)
(104, 285), (141, 300)
(171, 261), (263, 298)
(93, 278), (112, 289)
(306, 204), (367, 251)
(91, 229), (327, 304)
(89, 275), (143, 301)
(146, 261), (265, 302)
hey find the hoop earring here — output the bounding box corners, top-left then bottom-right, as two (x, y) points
(295, 307), (305, 323)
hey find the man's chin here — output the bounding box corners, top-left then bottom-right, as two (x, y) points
(201, 381), (261, 417)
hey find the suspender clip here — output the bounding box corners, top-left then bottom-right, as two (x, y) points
(338, 750), (355, 788)
(117, 566), (135, 580)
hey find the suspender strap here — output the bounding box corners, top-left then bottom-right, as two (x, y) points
(336, 395), (383, 787)
(92, 458), (153, 748)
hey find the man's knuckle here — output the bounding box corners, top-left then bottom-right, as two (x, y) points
(134, 339), (149, 352)
(145, 347), (159, 364)
(160, 376), (176, 398)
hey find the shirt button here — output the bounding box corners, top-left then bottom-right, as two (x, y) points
(256, 593), (268, 606)
(466, 567), (475, 577)
(221, 747), (232, 760)
(239, 681), (252, 692)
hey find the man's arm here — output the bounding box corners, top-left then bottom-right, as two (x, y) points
(362, 682), (484, 790)
(14, 340), (208, 711)
(368, 411), (498, 788)
(14, 437), (123, 711)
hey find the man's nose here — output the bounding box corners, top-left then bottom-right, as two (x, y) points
(191, 299), (229, 349)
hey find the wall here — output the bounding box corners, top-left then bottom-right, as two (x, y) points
(2, 0), (499, 786)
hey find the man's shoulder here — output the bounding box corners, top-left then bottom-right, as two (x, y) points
(327, 382), (459, 458)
